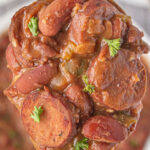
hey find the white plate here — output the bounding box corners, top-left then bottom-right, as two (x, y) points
(0, 1), (150, 149)
(0, 0), (34, 34)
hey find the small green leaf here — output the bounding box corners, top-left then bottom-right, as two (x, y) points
(74, 138), (89, 150)
(83, 84), (95, 94)
(28, 17), (39, 36)
(82, 75), (95, 94)
(82, 75), (89, 85)
(30, 106), (43, 123)
(104, 38), (121, 57)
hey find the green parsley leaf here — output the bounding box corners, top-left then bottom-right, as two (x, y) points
(74, 138), (89, 150)
(104, 38), (121, 57)
(82, 75), (95, 94)
(82, 75), (89, 85)
(30, 106), (43, 123)
(28, 17), (39, 36)
(129, 139), (139, 148)
(83, 84), (95, 94)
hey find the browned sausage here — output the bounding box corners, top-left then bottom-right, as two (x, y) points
(68, 0), (122, 55)
(65, 83), (93, 119)
(21, 90), (77, 148)
(69, 0), (122, 43)
(82, 115), (128, 143)
(87, 49), (146, 110)
(15, 63), (57, 94)
(6, 44), (21, 73)
(39, 0), (84, 36)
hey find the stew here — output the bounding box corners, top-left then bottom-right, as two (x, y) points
(4, 0), (149, 150)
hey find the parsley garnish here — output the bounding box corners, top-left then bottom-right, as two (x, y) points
(74, 138), (89, 150)
(82, 75), (95, 94)
(28, 17), (39, 36)
(30, 106), (43, 123)
(104, 38), (121, 57)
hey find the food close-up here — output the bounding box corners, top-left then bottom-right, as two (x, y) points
(0, 0), (150, 150)
(0, 33), (34, 150)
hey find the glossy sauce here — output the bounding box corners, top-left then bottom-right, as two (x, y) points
(4, 0), (150, 149)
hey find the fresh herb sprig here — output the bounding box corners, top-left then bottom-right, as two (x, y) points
(74, 138), (89, 150)
(28, 17), (39, 36)
(104, 38), (121, 57)
(30, 106), (43, 123)
(82, 75), (95, 94)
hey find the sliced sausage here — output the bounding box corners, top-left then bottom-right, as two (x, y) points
(82, 115), (128, 143)
(6, 44), (21, 73)
(21, 90), (77, 148)
(87, 49), (146, 110)
(39, 0), (84, 36)
(69, 12), (96, 47)
(15, 63), (57, 94)
(68, 0), (122, 55)
(65, 83), (93, 119)
(69, 0), (122, 44)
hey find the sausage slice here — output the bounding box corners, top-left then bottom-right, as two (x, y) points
(82, 115), (128, 143)
(68, 0), (122, 55)
(15, 63), (57, 94)
(21, 91), (77, 148)
(65, 83), (93, 119)
(87, 49), (146, 110)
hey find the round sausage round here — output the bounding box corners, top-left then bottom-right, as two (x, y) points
(21, 90), (77, 148)
(87, 49), (146, 110)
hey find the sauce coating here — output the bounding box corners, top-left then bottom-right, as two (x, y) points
(4, 0), (149, 149)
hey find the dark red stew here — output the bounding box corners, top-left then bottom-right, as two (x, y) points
(4, 0), (149, 150)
